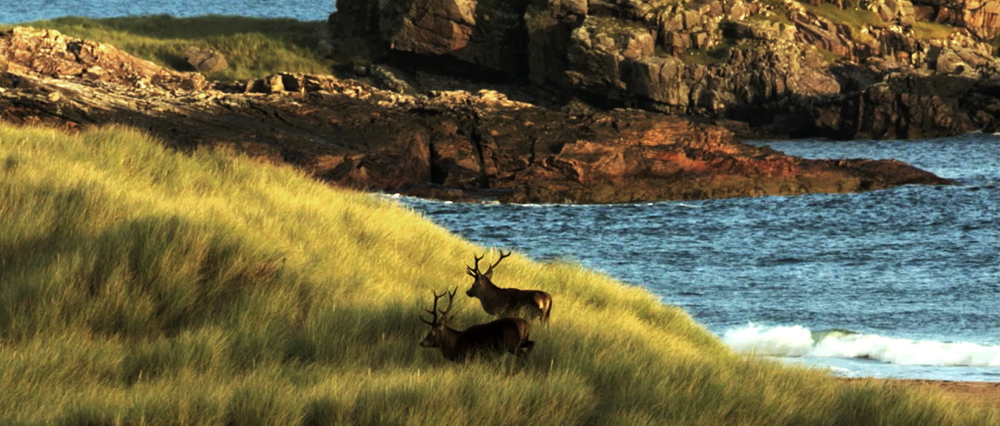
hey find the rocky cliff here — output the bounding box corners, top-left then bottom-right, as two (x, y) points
(0, 27), (953, 203)
(327, 0), (1000, 139)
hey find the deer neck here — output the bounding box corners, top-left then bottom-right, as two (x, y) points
(483, 277), (505, 292)
(438, 326), (464, 360)
(478, 279), (506, 303)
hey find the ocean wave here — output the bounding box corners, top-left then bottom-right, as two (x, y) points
(722, 324), (1000, 367)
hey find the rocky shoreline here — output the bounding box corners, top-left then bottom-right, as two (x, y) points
(328, 0), (1000, 140)
(0, 25), (957, 203)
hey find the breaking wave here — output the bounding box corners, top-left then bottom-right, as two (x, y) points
(722, 324), (1000, 367)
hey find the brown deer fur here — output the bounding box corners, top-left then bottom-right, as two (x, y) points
(466, 251), (553, 323)
(419, 289), (534, 362)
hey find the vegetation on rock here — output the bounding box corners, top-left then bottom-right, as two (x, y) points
(0, 15), (334, 81)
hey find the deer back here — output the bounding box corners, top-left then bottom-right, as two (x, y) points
(494, 288), (552, 320)
(454, 317), (532, 360)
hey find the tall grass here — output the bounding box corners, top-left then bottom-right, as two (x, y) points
(1, 15), (334, 80)
(0, 123), (996, 425)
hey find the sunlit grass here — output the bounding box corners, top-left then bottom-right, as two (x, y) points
(913, 21), (956, 41)
(802, 2), (887, 29)
(0, 15), (334, 81)
(802, 2), (885, 45)
(0, 123), (996, 425)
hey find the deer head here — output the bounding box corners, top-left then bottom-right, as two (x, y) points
(419, 288), (457, 348)
(465, 250), (511, 298)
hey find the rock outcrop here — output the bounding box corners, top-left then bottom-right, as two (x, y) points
(0, 27), (953, 203)
(327, 0), (1000, 139)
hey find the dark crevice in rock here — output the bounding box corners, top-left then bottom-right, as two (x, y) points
(464, 123), (489, 189)
(385, 50), (526, 85)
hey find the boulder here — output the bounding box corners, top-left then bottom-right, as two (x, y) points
(351, 0), (532, 76)
(961, 0), (1000, 40)
(870, 0), (917, 26)
(184, 46), (227, 73)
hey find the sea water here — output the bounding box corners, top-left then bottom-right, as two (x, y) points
(0, 0), (334, 24)
(397, 134), (1000, 382)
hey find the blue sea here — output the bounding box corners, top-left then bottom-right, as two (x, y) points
(3, 2), (997, 382)
(0, 0), (333, 24)
(397, 135), (1000, 382)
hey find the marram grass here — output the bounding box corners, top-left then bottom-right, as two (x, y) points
(0, 123), (996, 426)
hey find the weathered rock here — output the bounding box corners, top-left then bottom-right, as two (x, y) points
(868, 0), (917, 26)
(0, 27), (954, 203)
(184, 46), (227, 73)
(330, 0), (1000, 140)
(810, 73), (998, 138)
(0, 27), (207, 91)
(961, 0), (1000, 40)
(342, 0), (533, 76)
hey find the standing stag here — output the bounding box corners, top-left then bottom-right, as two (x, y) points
(466, 251), (553, 323)
(419, 288), (534, 362)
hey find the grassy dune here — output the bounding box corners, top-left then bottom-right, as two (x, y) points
(1, 15), (334, 81)
(0, 123), (996, 425)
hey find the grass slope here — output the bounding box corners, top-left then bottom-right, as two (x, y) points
(0, 124), (996, 425)
(1, 15), (334, 81)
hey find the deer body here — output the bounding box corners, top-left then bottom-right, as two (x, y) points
(421, 317), (533, 362)
(420, 289), (534, 362)
(467, 251), (553, 323)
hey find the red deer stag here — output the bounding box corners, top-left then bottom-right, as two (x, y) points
(419, 288), (534, 362)
(466, 251), (552, 323)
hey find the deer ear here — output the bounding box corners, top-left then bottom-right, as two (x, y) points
(484, 270), (494, 279)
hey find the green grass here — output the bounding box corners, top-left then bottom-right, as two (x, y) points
(802, 2), (887, 28)
(1, 123), (996, 425)
(679, 37), (749, 66)
(1, 15), (335, 81)
(801, 2), (886, 44)
(913, 21), (956, 41)
(814, 46), (841, 64)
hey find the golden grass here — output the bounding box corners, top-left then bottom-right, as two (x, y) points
(0, 123), (996, 425)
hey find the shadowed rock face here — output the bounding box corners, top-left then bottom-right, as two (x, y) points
(0, 27), (953, 203)
(328, 0), (1000, 140)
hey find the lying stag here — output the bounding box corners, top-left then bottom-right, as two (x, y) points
(466, 251), (552, 323)
(419, 288), (534, 362)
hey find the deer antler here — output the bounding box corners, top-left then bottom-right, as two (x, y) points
(485, 250), (512, 276)
(421, 290), (447, 325)
(438, 288), (457, 318)
(467, 253), (485, 278)
(422, 289), (458, 325)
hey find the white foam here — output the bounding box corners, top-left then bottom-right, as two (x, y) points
(723, 324), (814, 357)
(722, 324), (1000, 367)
